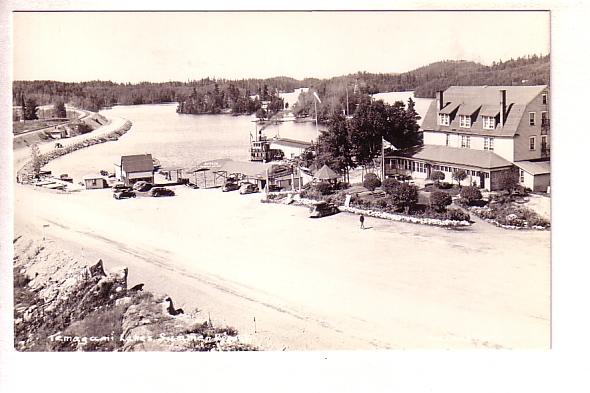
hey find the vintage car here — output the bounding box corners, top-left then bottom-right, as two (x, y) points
(149, 187), (175, 197)
(113, 189), (136, 199)
(132, 181), (153, 192)
(239, 182), (259, 194)
(112, 182), (128, 191)
(222, 181), (240, 192)
(309, 201), (339, 218)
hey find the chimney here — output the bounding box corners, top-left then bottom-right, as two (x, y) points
(437, 91), (444, 110)
(499, 89), (507, 126)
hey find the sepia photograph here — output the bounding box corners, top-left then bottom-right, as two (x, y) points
(6, 9), (553, 354)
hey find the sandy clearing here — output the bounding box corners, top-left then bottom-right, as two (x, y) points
(14, 181), (550, 350)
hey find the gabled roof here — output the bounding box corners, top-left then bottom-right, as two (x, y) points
(121, 154), (154, 173)
(389, 145), (513, 170)
(314, 164), (339, 180)
(514, 160), (551, 175)
(439, 102), (460, 115)
(421, 85), (548, 137)
(479, 105), (500, 117)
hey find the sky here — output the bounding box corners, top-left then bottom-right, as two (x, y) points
(12, 11), (550, 83)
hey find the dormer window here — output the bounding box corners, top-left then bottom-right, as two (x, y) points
(459, 115), (471, 128)
(482, 116), (495, 130)
(439, 113), (450, 126)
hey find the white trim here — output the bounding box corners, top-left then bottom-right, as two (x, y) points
(529, 112), (536, 126)
(529, 136), (536, 150)
(459, 115), (471, 128)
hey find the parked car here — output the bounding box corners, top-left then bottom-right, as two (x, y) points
(133, 181), (153, 192)
(112, 182), (128, 191)
(222, 181), (240, 192)
(239, 182), (259, 194)
(113, 189), (136, 199)
(268, 184), (283, 192)
(309, 201), (339, 218)
(149, 187), (175, 197)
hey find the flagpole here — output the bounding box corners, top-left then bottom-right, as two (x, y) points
(381, 137), (385, 182)
(314, 99), (318, 141)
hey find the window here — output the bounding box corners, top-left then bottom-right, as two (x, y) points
(542, 94), (547, 105)
(439, 113), (450, 126)
(529, 112), (536, 126)
(484, 172), (490, 179)
(459, 115), (471, 128)
(541, 111), (548, 126)
(541, 135), (548, 150)
(484, 137), (495, 151)
(489, 137), (494, 151)
(520, 169), (525, 183)
(482, 116), (495, 130)
(529, 136), (536, 150)
(445, 133), (450, 146)
(461, 135), (471, 148)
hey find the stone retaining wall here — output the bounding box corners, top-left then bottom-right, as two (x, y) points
(17, 119), (132, 183)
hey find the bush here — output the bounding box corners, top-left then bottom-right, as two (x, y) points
(460, 186), (482, 203)
(496, 170), (520, 193)
(430, 191), (452, 211)
(438, 181), (452, 189)
(453, 169), (468, 185)
(430, 170), (445, 184)
(315, 182), (332, 195)
(446, 209), (470, 221)
(456, 197), (469, 206)
(390, 183), (418, 213)
(363, 173), (382, 191)
(382, 178), (400, 195)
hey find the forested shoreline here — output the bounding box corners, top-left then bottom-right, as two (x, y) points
(13, 54), (549, 115)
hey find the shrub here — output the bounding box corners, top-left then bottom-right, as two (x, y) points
(430, 191), (452, 212)
(390, 183), (418, 213)
(453, 169), (468, 185)
(446, 209), (470, 221)
(430, 170), (445, 184)
(460, 186), (482, 203)
(382, 178), (400, 195)
(363, 173), (382, 191)
(315, 182), (332, 195)
(456, 197), (469, 206)
(438, 181), (452, 189)
(496, 170), (520, 194)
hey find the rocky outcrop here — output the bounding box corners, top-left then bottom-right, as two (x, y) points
(13, 235), (256, 352)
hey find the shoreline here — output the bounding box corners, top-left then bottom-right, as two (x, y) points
(15, 112), (132, 183)
(12, 107), (550, 350)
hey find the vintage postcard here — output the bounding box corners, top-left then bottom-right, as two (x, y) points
(8, 10), (550, 355)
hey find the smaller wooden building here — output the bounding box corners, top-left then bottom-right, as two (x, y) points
(82, 175), (108, 189)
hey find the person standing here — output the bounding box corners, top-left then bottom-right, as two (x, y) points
(359, 214), (365, 229)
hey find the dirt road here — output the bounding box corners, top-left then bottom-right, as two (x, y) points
(14, 183), (550, 350)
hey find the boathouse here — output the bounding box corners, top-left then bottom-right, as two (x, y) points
(115, 154), (155, 186)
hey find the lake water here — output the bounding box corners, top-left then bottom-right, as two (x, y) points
(44, 92), (432, 180)
(44, 103), (320, 180)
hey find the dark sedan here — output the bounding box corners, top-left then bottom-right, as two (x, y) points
(149, 187), (175, 197)
(113, 189), (136, 199)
